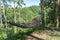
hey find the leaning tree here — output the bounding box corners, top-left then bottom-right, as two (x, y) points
(2, 0), (45, 28)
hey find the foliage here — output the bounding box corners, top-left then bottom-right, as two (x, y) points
(0, 5), (40, 40)
(0, 0), (60, 40)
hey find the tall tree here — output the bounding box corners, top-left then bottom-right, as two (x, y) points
(13, 0), (17, 33)
(13, 0), (25, 33)
(56, 0), (60, 28)
(0, 6), (2, 25)
(2, 0), (8, 39)
(40, 0), (45, 29)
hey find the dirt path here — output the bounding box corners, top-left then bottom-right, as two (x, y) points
(26, 31), (48, 40)
(26, 30), (60, 40)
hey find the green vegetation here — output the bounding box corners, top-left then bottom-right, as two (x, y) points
(0, 0), (60, 40)
(0, 5), (40, 40)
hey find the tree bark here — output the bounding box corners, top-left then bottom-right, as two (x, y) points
(2, 0), (8, 40)
(14, 1), (17, 33)
(40, 0), (45, 29)
(56, 0), (60, 28)
(57, 0), (60, 6)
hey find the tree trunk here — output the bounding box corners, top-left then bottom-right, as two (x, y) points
(2, 0), (8, 39)
(14, 1), (17, 33)
(57, 0), (60, 6)
(0, 7), (3, 26)
(56, 6), (59, 28)
(0, 12), (2, 26)
(56, 0), (60, 28)
(0, 11), (3, 26)
(40, 0), (45, 29)
(18, 5), (20, 21)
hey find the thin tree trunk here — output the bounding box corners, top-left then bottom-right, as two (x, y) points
(56, 6), (59, 28)
(40, 0), (45, 29)
(44, 8), (47, 27)
(2, 0), (8, 39)
(14, 1), (17, 33)
(0, 12), (2, 26)
(18, 5), (20, 21)
(56, 0), (60, 28)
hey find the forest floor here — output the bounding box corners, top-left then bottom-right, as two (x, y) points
(2, 27), (60, 40)
(26, 29), (60, 40)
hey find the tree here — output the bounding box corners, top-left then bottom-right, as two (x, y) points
(16, 0), (25, 21)
(40, 0), (45, 29)
(0, 6), (3, 25)
(56, 0), (60, 28)
(1, 0), (42, 28)
(13, 0), (17, 33)
(2, 0), (8, 39)
(13, 0), (25, 33)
